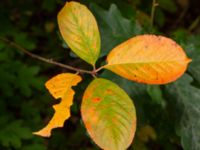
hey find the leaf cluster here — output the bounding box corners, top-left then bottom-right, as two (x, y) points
(0, 0), (200, 150)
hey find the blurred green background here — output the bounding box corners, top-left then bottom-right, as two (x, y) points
(0, 0), (200, 150)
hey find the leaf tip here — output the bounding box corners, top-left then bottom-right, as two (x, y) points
(186, 58), (192, 63)
(32, 129), (51, 138)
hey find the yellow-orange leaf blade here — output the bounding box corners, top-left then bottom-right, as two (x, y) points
(104, 34), (191, 84)
(58, 2), (100, 66)
(33, 73), (82, 137)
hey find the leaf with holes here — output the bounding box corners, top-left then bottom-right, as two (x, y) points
(33, 73), (82, 137)
(58, 2), (100, 66)
(81, 78), (136, 150)
(104, 34), (191, 84)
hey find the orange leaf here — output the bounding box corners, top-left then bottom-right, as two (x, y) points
(104, 35), (191, 84)
(33, 73), (82, 137)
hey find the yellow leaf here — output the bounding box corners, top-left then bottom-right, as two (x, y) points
(104, 35), (191, 84)
(58, 2), (100, 66)
(33, 73), (82, 137)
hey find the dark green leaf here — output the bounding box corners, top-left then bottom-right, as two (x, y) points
(166, 74), (200, 150)
(90, 4), (143, 56)
(0, 120), (32, 149)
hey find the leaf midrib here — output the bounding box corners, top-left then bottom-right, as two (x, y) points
(70, 6), (98, 65)
(105, 60), (185, 68)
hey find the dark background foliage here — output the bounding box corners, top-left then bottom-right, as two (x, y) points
(0, 0), (200, 150)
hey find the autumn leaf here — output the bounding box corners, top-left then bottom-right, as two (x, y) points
(58, 2), (101, 66)
(33, 73), (82, 137)
(104, 35), (191, 84)
(81, 78), (136, 150)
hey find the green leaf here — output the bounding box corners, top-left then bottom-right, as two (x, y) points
(90, 4), (143, 56)
(15, 64), (44, 97)
(58, 2), (101, 66)
(81, 78), (136, 150)
(0, 60), (44, 98)
(147, 85), (166, 106)
(184, 35), (200, 84)
(0, 120), (32, 149)
(165, 74), (200, 150)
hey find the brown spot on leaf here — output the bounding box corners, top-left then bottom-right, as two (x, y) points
(106, 89), (113, 94)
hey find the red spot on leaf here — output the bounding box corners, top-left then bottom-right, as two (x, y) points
(84, 93), (91, 100)
(92, 97), (101, 102)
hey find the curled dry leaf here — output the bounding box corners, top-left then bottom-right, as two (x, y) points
(33, 73), (82, 137)
(104, 34), (191, 84)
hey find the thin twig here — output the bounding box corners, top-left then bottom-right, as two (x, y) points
(95, 66), (104, 73)
(0, 37), (93, 74)
(150, 0), (159, 27)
